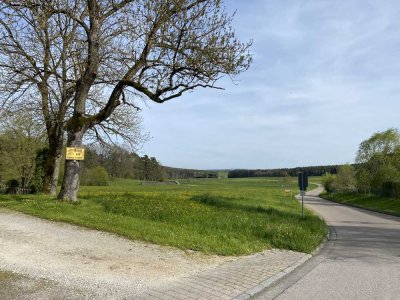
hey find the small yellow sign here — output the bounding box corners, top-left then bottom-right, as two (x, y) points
(66, 147), (85, 160)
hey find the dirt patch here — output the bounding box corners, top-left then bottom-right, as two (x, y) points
(0, 270), (90, 299)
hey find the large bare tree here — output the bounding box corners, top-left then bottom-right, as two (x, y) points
(1, 0), (252, 202)
(0, 0), (144, 195)
(0, 1), (78, 195)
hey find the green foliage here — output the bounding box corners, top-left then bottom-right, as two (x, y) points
(356, 128), (400, 164)
(140, 155), (164, 181)
(0, 112), (45, 188)
(381, 182), (400, 198)
(6, 179), (19, 188)
(80, 166), (109, 186)
(0, 177), (327, 255)
(322, 173), (336, 192)
(84, 145), (166, 181)
(321, 193), (400, 216)
(335, 164), (357, 193)
(355, 128), (400, 197)
(356, 168), (372, 195)
(0, 133), (40, 187)
(32, 148), (48, 193)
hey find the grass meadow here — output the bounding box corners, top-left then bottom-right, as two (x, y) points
(321, 192), (400, 216)
(0, 177), (327, 255)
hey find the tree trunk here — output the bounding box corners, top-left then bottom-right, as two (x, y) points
(57, 129), (85, 202)
(43, 128), (64, 196)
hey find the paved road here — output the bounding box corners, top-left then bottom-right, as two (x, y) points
(255, 187), (400, 300)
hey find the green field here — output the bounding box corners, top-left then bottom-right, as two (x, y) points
(321, 192), (400, 216)
(0, 177), (327, 255)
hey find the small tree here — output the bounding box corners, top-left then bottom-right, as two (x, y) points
(356, 168), (372, 196)
(356, 129), (400, 195)
(356, 128), (400, 164)
(0, 113), (45, 188)
(322, 173), (336, 193)
(335, 164), (357, 193)
(32, 148), (49, 193)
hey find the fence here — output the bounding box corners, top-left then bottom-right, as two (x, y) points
(0, 187), (33, 195)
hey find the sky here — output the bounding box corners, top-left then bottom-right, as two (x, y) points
(139, 0), (400, 170)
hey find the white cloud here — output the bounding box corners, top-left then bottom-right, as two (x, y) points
(140, 0), (400, 169)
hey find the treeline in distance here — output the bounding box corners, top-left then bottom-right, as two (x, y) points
(228, 165), (339, 178)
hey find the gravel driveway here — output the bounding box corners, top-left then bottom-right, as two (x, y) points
(0, 208), (235, 299)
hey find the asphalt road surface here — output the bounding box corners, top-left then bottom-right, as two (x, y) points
(255, 187), (400, 300)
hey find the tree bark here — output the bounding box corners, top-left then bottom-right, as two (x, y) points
(57, 2), (101, 202)
(57, 129), (84, 202)
(42, 127), (64, 195)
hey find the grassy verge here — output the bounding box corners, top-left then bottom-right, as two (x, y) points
(0, 177), (326, 255)
(320, 192), (400, 216)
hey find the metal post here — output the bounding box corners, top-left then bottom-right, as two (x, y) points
(301, 172), (304, 218)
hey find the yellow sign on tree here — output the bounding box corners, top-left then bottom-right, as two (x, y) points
(66, 147), (85, 161)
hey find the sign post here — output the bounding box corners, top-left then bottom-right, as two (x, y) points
(66, 147), (85, 161)
(298, 171), (308, 218)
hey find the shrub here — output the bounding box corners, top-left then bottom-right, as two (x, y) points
(335, 164), (357, 193)
(5, 179), (19, 193)
(6, 179), (19, 188)
(32, 148), (48, 193)
(322, 173), (336, 192)
(80, 166), (109, 186)
(381, 182), (400, 198)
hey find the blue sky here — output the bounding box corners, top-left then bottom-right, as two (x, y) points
(139, 0), (400, 170)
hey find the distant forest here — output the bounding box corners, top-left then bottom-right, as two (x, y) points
(228, 165), (340, 178)
(82, 145), (218, 183)
(85, 145), (340, 181)
(163, 167), (218, 179)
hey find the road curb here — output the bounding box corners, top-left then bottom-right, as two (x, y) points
(233, 187), (331, 300)
(233, 254), (312, 300)
(233, 215), (330, 299)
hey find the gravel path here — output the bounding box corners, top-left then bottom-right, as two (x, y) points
(0, 208), (235, 299)
(0, 207), (310, 300)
